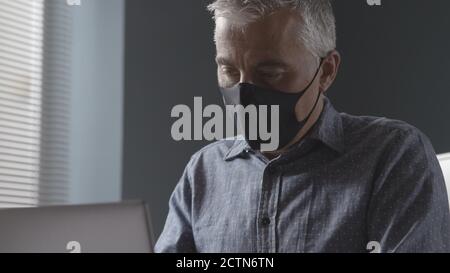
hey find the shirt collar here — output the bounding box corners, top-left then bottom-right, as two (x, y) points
(224, 96), (345, 161)
(306, 96), (345, 154)
(224, 135), (250, 161)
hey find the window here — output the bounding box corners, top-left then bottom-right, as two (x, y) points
(0, 0), (71, 207)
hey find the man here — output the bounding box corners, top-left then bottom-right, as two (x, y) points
(155, 0), (450, 252)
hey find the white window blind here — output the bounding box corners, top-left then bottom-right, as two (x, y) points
(0, 0), (72, 207)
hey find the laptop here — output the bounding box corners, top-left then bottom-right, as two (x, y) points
(0, 201), (155, 253)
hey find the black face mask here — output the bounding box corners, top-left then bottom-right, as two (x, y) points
(219, 58), (323, 151)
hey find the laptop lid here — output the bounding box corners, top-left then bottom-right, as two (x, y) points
(0, 201), (155, 253)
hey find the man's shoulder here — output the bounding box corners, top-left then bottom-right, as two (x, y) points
(339, 112), (431, 151)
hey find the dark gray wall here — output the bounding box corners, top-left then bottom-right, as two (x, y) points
(123, 0), (218, 235)
(123, 0), (450, 236)
(329, 0), (450, 151)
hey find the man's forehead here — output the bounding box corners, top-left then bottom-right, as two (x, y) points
(214, 10), (303, 52)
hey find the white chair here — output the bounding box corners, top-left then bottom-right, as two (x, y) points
(437, 153), (450, 206)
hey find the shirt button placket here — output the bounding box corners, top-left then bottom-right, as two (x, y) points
(257, 165), (276, 253)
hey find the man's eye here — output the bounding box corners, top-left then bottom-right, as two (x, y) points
(259, 71), (283, 80)
(220, 66), (239, 76)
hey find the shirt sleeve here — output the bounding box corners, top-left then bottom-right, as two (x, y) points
(367, 128), (450, 253)
(154, 161), (197, 253)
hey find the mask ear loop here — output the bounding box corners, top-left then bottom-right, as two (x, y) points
(298, 57), (325, 123)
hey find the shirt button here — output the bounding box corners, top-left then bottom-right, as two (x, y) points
(260, 217), (271, 226)
(242, 148), (251, 158)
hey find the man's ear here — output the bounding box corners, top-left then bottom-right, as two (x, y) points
(319, 50), (341, 93)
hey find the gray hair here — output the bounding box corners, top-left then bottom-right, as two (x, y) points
(207, 0), (336, 58)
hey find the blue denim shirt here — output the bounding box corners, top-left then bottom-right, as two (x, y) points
(155, 97), (450, 253)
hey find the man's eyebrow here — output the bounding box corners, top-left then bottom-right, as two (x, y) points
(215, 57), (289, 68)
(256, 60), (289, 68)
(215, 56), (232, 65)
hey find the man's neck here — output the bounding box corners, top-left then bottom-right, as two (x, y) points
(261, 96), (325, 160)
